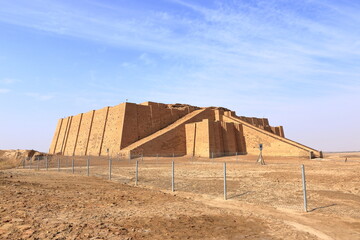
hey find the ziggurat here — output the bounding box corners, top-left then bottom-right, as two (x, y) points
(49, 101), (321, 158)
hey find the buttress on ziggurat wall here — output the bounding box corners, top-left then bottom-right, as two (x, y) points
(49, 101), (321, 158)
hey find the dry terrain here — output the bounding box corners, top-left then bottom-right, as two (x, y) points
(0, 152), (359, 239)
(0, 150), (42, 169)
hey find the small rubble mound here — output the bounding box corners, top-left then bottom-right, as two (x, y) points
(0, 149), (44, 169)
(208, 106), (231, 111)
(166, 103), (201, 110)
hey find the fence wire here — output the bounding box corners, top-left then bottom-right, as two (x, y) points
(19, 154), (358, 214)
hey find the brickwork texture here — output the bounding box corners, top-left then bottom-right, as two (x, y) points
(49, 101), (321, 158)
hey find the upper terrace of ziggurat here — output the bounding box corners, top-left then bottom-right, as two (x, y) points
(49, 101), (321, 159)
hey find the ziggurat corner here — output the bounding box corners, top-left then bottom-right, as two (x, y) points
(49, 101), (321, 158)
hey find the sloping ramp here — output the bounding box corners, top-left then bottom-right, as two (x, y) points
(224, 115), (321, 158)
(120, 108), (212, 157)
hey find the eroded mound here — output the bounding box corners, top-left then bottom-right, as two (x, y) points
(0, 149), (43, 169)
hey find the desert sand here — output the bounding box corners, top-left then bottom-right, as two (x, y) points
(0, 152), (359, 239)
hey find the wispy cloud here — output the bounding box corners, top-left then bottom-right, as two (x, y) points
(25, 92), (54, 101)
(1, 0), (360, 151)
(0, 0), (359, 103)
(0, 88), (10, 93)
(1, 78), (18, 84)
(120, 62), (136, 68)
(139, 53), (156, 66)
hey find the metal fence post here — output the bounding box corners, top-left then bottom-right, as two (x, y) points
(172, 160), (175, 192)
(109, 157), (112, 180)
(135, 160), (138, 186)
(301, 164), (307, 212)
(224, 162), (227, 200)
(72, 157), (75, 174)
(87, 156), (90, 176)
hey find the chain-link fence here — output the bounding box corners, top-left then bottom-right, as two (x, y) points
(19, 153), (359, 214)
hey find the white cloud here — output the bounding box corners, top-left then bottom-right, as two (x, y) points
(139, 53), (156, 65)
(0, 88), (10, 93)
(1, 78), (17, 84)
(1, 0), (360, 152)
(25, 92), (54, 101)
(120, 62), (136, 68)
(0, 0), (360, 102)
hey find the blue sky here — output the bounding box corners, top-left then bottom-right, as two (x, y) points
(0, 0), (359, 152)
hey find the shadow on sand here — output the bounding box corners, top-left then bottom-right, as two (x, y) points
(309, 203), (337, 212)
(228, 191), (253, 199)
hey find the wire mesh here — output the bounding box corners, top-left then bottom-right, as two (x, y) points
(20, 153), (356, 213)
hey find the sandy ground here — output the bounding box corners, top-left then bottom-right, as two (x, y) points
(1, 152), (359, 239)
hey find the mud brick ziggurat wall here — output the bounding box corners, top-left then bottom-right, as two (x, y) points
(49, 101), (321, 158)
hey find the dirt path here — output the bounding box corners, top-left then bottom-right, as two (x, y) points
(188, 193), (359, 240)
